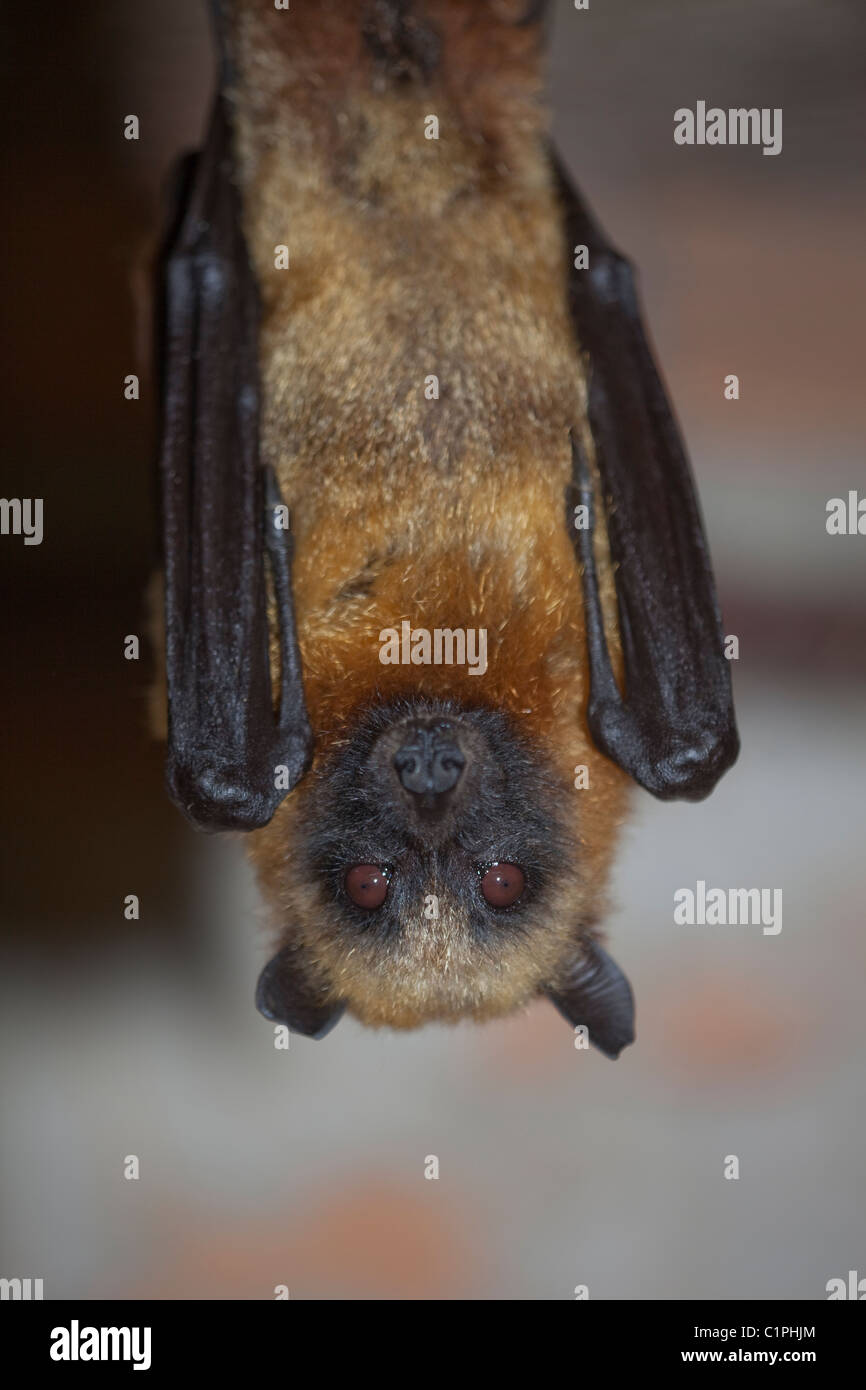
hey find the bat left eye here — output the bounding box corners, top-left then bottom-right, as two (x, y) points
(479, 862), (525, 908)
(344, 864), (391, 908)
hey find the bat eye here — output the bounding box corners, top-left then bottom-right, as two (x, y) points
(479, 862), (525, 908)
(344, 864), (391, 908)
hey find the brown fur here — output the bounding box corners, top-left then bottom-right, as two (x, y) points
(220, 0), (630, 1027)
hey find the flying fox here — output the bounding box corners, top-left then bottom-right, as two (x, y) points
(156, 0), (738, 1055)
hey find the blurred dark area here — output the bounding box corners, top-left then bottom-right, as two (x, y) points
(1, 1), (864, 1300)
(1, 0), (211, 936)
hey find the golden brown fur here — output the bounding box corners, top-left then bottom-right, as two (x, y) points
(222, 0), (629, 1027)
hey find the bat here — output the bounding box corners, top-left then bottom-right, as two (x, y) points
(157, 0), (738, 1057)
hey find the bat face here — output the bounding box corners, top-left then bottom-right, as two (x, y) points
(265, 698), (577, 1028)
(250, 685), (637, 1052)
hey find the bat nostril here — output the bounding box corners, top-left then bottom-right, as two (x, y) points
(430, 744), (465, 792)
(393, 748), (424, 790)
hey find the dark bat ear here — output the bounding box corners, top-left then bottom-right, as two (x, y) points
(256, 944), (346, 1040)
(547, 939), (635, 1059)
(555, 156), (739, 801)
(157, 96), (312, 832)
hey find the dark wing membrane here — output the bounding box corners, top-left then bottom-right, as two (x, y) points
(555, 155), (739, 800)
(158, 97), (311, 831)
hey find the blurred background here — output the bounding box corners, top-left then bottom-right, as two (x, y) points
(1, 0), (864, 1299)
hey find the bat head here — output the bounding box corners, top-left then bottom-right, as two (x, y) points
(253, 698), (635, 1056)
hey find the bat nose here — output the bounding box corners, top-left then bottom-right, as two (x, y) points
(393, 724), (465, 798)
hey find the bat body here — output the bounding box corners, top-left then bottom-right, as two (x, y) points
(158, 0), (738, 1054)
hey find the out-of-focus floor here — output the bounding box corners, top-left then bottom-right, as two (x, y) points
(2, 671), (864, 1300)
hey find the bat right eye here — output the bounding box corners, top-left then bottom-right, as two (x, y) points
(479, 862), (526, 909)
(344, 864), (391, 909)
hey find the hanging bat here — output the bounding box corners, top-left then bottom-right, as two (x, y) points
(157, 0), (738, 1057)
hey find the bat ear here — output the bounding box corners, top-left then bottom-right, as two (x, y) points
(556, 156), (739, 801)
(546, 939), (635, 1059)
(256, 944), (345, 1040)
(158, 98), (312, 833)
